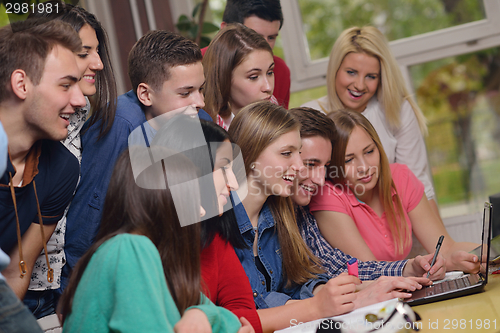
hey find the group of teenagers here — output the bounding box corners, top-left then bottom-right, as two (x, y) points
(0, 0), (483, 332)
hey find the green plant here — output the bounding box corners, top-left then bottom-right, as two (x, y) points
(176, 1), (219, 48)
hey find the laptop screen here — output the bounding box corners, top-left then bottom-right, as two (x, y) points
(480, 202), (492, 282)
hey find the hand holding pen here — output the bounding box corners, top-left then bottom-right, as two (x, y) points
(427, 235), (444, 278)
(402, 250), (445, 280)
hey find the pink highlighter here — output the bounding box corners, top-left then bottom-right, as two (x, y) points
(347, 257), (359, 278)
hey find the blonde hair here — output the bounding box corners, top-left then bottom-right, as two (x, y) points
(328, 109), (411, 255)
(229, 100), (323, 286)
(324, 26), (427, 134)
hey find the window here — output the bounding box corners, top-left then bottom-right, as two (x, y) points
(298, 0), (486, 61)
(281, 0), (500, 92)
(412, 48), (500, 216)
(282, 0), (500, 218)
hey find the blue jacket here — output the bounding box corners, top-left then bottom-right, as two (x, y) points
(63, 90), (212, 290)
(232, 195), (328, 309)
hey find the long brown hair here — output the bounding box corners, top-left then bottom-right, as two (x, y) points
(203, 23), (273, 120)
(59, 148), (202, 321)
(327, 109), (411, 255)
(150, 117), (246, 249)
(229, 101), (323, 287)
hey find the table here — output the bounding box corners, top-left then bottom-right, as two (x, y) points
(412, 274), (500, 332)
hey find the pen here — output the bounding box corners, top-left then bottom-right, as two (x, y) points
(347, 257), (359, 278)
(426, 235), (444, 278)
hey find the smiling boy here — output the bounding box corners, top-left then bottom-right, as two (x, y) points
(0, 19), (85, 300)
(63, 30), (212, 292)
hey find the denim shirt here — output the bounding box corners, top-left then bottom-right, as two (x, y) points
(232, 195), (328, 309)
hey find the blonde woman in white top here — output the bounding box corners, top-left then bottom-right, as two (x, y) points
(302, 26), (439, 218)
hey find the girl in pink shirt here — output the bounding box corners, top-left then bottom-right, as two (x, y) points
(310, 109), (480, 273)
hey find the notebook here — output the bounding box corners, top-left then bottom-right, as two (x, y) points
(406, 202), (492, 306)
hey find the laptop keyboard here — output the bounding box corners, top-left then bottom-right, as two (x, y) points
(425, 275), (480, 296)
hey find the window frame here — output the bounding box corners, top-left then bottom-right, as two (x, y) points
(280, 0), (500, 92)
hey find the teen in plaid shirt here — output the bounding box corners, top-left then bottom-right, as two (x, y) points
(289, 107), (445, 280)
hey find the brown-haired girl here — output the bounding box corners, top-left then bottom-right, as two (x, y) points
(60, 148), (246, 332)
(311, 109), (479, 273)
(203, 23), (277, 130)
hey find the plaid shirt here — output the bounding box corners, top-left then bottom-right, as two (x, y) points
(296, 205), (407, 280)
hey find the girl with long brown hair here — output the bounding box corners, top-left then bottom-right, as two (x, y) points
(310, 109), (479, 273)
(203, 23), (277, 130)
(151, 116), (262, 332)
(59, 148), (244, 332)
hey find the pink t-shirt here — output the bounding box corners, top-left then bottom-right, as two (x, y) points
(309, 163), (424, 261)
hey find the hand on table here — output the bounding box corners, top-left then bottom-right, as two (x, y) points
(353, 276), (427, 309)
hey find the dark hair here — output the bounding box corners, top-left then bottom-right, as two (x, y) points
(128, 30), (202, 93)
(198, 120), (246, 249)
(151, 117), (245, 249)
(0, 19), (81, 103)
(59, 148), (202, 320)
(28, 0), (117, 139)
(289, 107), (336, 142)
(223, 0), (283, 29)
(203, 23), (272, 120)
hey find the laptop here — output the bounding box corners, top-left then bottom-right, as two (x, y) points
(406, 202), (492, 306)
(470, 232), (500, 264)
